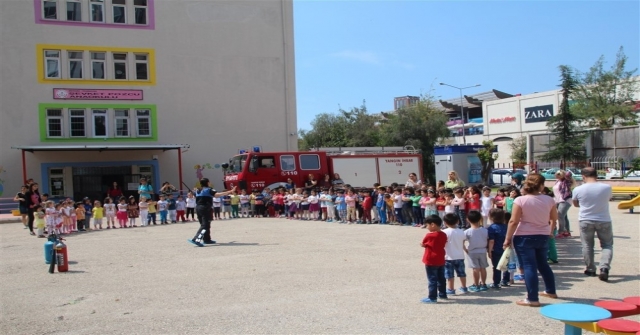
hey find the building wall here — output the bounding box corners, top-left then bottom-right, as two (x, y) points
(0, 0), (297, 198)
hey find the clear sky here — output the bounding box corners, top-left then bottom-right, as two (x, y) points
(293, 0), (640, 131)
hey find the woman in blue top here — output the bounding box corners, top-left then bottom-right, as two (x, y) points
(138, 177), (154, 200)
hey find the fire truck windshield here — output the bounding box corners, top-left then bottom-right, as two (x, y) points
(228, 154), (248, 174)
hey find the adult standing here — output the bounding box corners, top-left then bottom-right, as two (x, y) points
(13, 185), (28, 229)
(320, 174), (332, 189)
(107, 181), (123, 199)
(405, 172), (423, 189)
(332, 173), (345, 188)
(24, 183), (42, 236)
(159, 182), (177, 196)
(511, 173), (525, 191)
(572, 167), (613, 281)
(444, 171), (465, 189)
(504, 173), (558, 307)
(304, 174), (318, 193)
(138, 177), (153, 201)
(188, 178), (236, 247)
(284, 178), (296, 190)
(553, 170), (574, 238)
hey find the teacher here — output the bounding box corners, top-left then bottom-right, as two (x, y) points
(444, 171), (465, 189)
(138, 177), (154, 200)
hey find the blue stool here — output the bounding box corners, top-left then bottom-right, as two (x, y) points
(541, 303), (612, 335)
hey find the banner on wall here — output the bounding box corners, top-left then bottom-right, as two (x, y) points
(467, 156), (482, 184)
(53, 88), (143, 100)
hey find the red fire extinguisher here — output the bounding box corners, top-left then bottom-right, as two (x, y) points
(55, 240), (69, 272)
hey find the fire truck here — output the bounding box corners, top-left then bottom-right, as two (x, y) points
(222, 147), (423, 191)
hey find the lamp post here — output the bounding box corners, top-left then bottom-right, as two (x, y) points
(440, 82), (481, 144)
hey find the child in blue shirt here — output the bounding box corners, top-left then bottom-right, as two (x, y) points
(335, 190), (347, 224)
(375, 187), (387, 224)
(487, 208), (510, 288)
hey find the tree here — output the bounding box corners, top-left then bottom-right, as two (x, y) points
(540, 65), (589, 167)
(477, 140), (498, 184)
(509, 136), (527, 167)
(572, 47), (639, 128)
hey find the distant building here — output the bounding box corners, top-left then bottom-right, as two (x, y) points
(394, 96), (419, 110)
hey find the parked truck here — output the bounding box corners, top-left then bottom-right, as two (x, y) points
(222, 147), (423, 191)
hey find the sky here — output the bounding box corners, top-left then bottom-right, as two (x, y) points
(293, 0), (640, 131)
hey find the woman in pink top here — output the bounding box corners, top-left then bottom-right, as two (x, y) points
(504, 173), (558, 307)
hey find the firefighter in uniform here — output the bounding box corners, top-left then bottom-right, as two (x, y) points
(188, 178), (235, 247)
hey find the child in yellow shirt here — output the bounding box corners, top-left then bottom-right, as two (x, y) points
(92, 201), (104, 229)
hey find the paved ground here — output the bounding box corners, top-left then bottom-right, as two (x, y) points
(1, 203), (638, 335)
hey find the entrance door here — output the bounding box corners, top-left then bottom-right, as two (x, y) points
(72, 166), (133, 201)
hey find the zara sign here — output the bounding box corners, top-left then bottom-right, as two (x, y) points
(524, 104), (554, 123)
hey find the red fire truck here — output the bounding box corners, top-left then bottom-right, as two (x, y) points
(222, 147), (423, 191)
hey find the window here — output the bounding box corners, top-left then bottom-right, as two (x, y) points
(69, 109), (86, 137)
(134, 0), (147, 24)
(134, 54), (148, 80)
(68, 51), (83, 79)
(93, 110), (108, 137)
(258, 156), (276, 169)
(113, 53), (127, 79)
(299, 154), (320, 170)
(66, 0), (81, 21)
(44, 50), (60, 79)
(43, 0), (57, 19)
(90, 0), (104, 22)
(91, 52), (106, 79)
(46, 109), (63, 137)
(136, 109), (151, 137)
(114, 109), (129, 137)
(280, 155), (295, 171)
(112, 0), (126, 23)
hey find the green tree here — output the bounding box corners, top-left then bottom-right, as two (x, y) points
(509, 136), (527, 167)
(477, 140), (498, 184)
(540, 65), (589, 167)
(572, 47), (639, 128)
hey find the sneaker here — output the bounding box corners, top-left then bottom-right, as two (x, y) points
(500, 281), (511, 287)
(446, 289), (456, 295)
(459, 287), (469, 294)
(584, 270), (597, 277)
(548, 259), (559, 264)
(555, 234), (565, 239)
(490, 284), (501, 289)
(479, 284), (489, 291)
(514, 274), (524, 281)
(188, 239), (204, 247)
(468, 285), (480, 292)
(203, 240), (217, 245)
(420, 298), (437, 304)
(599, 268), (609, 282)
(562, 232), (572, 238)
(438, 295), (448, 300)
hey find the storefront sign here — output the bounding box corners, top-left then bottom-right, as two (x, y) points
(524, 104), (554, 123)
(489, 116), (516, 124)
(53, 88), (143, 100)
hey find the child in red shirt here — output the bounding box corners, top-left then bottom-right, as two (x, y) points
(465, 186), (482, 211)
(361, 191), (373, 224)
(421, 215), (448, 303)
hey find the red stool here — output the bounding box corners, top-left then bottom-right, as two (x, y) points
(595, 300), (639, 318)
(623, 296), (640, 307)
(597, 319), (640, 335)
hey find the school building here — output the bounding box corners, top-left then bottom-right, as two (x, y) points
(0, 0), (297, 202)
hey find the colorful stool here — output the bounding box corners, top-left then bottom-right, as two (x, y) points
(541, 303), (612, 335)
(595, 300), (639, 318)
(623, 296), (640, 308)
(597, 319), (640, 335)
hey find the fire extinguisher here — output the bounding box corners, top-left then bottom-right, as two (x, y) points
(55, 240), (69, 272)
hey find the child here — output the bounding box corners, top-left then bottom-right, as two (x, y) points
(465, 186), (481, 213)
(384, 193), (394, 224)
(75, 202), (86, 232)
(167, 193), (177, 223)
(464, 210), (489, 292)
(393, 188), (404, 225)
(375, 187), (387, 224)
(44, 201), (56, 235)
(442, 213), (469, 295)
(186, 192), (196, 221)
(401, 188), (415, 226)
(423, 190), (438, 226)
(212, 195), (222, 220)
(361, 191), (372, 224)
(176, 195), (186, 222)
(308, 190), (320, 221)
(83, 197), (93, 231)
(127, 196), (139, 227)
(411, 189), (424, 227)
(104, 197), (116, 229)
(222, 193), (232, 219)
(443, 192), (455, 216)
(345, 189), (357, 224)
(157, 194), (168, 224)
(335, 190), (347, 224)
(274, 189), (285, 218)
(58, 203), (69, 234)
(325, 189), (336, 222)
(318, 189), (329, 221)
(254, 190), (266, 218)
(288, 189), (299, 219)
(435, 188), (446, 218)
(249, 191), (256, 217)
(420, 215), (448, 303)
(239, 190), (250, 217)
(147, 198), (157, 225)
(230, 191), (240, 218)
(139, 196), (149, 226)
(92, 200), (104, 230)
(480, 187), (495, 228)
(68, 200), (78, 233)
(116, 197), (128, 228)
(451, 188), (467, 229)
(494, 188), (506, 210)
(505, 189), (520, 214)
(487, 208), (510, 288)
(34, 205), (46, 238)
(543, 187), (559, 264)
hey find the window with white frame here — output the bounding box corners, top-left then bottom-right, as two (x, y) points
(46, 109), (63, 137)
(114, 109), (130, 137)
(69, 109), (86, 137)
(136, 109), (151, 137)
(66, 0), (82, 21)
(112, 0), (126, 23)
(43, 0), (57, 19)
(113, 53), (127, 80)
(44, 50), (61, 79)
(92, 110), (108, 137)
(135, 54), (148, 80)
(90, 0), (104, 22)
(91, 52), (106, 79)
(68, 51), (84, 79)
(134, 0), (147, 25)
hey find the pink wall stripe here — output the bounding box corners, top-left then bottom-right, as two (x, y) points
(34, 0), (155, 30)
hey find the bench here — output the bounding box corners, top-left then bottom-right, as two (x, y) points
(611, 187), (640, 200)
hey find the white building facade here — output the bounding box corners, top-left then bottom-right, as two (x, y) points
(0, 0), (297, 200)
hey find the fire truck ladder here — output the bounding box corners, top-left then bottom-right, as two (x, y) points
(311, 146), (420, 155)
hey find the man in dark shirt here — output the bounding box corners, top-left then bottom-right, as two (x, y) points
(188, 178), (235, 247)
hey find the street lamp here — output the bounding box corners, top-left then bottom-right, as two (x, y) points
(440, 82), (481, 144)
